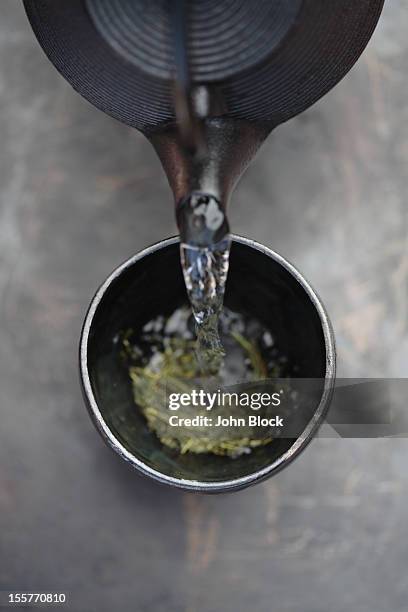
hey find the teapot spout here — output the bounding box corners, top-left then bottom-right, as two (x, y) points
(149, 118), (271, 245)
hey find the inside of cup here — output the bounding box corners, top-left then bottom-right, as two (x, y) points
(85, 238), (328, 484)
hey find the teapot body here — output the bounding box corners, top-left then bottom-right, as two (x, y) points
(24, 0), (384, 134)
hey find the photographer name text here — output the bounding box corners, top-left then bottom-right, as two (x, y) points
(168, 414), (284, 428)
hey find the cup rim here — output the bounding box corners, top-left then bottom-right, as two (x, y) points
(79, 234), (336, 492)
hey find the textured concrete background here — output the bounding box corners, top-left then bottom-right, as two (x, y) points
(0, 1), (407, 611)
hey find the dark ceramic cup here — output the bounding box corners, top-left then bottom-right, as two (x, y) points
(80, 236), (335, 492)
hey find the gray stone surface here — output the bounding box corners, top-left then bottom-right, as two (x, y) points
(0, 1), (407, 610)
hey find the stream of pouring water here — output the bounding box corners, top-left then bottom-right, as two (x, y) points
(180, 235), (231, 376)
(176, 192), (231, 375)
